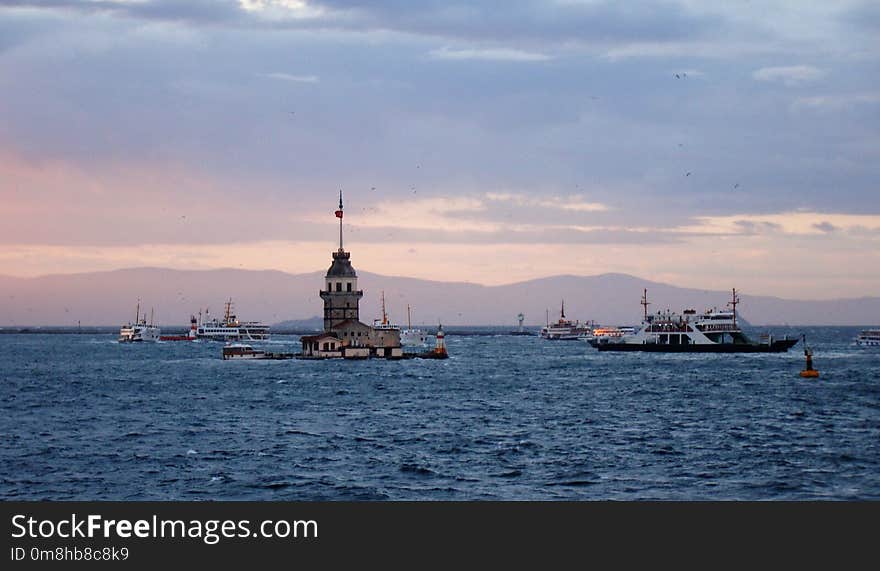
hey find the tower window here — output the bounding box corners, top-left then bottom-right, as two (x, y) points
(336, 282), (342, 292)
(347, 283), (352, 292)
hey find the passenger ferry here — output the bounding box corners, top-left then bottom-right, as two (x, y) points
(540, 301), (592, 340)
(118, 302), (161, 342)
(596, 289), (798, 353)
(196, 299), (270, 341)
(855, 329), (880, 347)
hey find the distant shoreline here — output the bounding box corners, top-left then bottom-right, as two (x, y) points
(0, 325), (869, 336)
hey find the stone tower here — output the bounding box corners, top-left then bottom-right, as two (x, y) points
(319, 192), (363, 331)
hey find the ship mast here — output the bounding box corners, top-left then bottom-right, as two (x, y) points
(728, 288), (740, 327)
(561, 300), (565, 320)
(641, 288), (650, 322)
(135, 299), (140, 325)
(381, 291), (388, 325)
(407, 304), (412, 329)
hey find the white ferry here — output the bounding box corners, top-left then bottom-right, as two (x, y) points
(119, 302), (161, 342)
(855, 329), (880, 347)
(400, 304), (427, 346)
(595, 289), (798, 353)
(540, 301), (592, 340)
(196, 299), (270, 341)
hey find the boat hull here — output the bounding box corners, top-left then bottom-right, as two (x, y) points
(597, 339), (798, 353)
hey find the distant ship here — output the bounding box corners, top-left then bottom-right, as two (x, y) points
(118, 302), (160, 342)
(855, 329), (880, 347)
(196, 299), (270, 341)
(372, 291), (401, 332)
(540, 301), (592, 340)
(594, 289), (798, 353)
(400, 304), (427, 346)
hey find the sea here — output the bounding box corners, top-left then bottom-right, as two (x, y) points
(1, 326), (878, 500)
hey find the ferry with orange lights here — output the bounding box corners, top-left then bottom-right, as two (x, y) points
(595, 289), (798, 353)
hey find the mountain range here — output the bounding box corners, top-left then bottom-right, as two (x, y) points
(0, 267), (877, 327)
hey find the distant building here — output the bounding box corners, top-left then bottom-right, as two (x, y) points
(302, 192), (402, 359)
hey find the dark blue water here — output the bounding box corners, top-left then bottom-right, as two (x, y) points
(1, 327), (878, 500)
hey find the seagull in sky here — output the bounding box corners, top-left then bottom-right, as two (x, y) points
(685, 172), (692, 177)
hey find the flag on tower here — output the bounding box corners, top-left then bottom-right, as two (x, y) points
(335, 209), (343, 218)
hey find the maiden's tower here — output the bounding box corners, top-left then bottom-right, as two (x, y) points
(300, 193), (403, 359)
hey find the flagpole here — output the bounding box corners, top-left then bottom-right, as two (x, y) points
(338, 190), (343, 250)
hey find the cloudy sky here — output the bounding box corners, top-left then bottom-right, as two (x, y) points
(1, 0), (878, 298)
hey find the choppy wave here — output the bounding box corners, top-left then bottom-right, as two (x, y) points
(0, 328), (878, 500)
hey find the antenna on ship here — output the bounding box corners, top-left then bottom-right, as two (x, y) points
(407, 304), (412, 329)
(561, 300), (566, 319)
(641, 289), (650, 322)
(135, 299), (140, 325)
(150, 307), (154, 327)
(335, 190), (344, 251)
(728, 288), (740, 328)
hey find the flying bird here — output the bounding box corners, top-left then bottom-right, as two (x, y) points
(734, 183), (740, 189)
(674, 73), (680, 79)
(685, 172), (692, 176)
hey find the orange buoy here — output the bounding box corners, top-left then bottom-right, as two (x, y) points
(799, 335), (819, 378)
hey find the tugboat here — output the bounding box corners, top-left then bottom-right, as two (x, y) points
(540, 301), (592, 340)
(119, 302), (160, 342)
(595, 289), (798, 353)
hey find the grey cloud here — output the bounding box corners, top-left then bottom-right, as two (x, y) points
(812, 221), (838, 233)
(0, 0), (242, 24)
(2, 0), (722, 45)
(306, 0), (721, 45)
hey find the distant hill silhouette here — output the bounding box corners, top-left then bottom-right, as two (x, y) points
(0, 267), (877, 326)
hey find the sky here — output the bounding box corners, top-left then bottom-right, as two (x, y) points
(0, 0), (878, 299)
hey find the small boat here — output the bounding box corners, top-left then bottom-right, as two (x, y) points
(222, 343), (294, 360)
(540, 302), (592, 340)
(855, 329), (880, 347)
(400, 304), (427, 346)
(119, 302), (160, 342)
